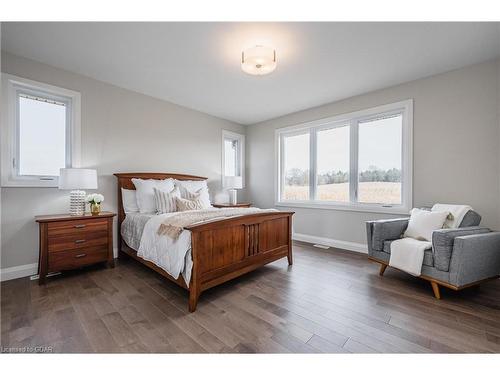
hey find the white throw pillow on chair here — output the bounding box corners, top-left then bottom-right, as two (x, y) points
(404, 208), (449, 242)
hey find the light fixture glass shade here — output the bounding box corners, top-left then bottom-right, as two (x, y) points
(58, 168), (98, 190)
(224, 175), (243, 189)
(241, 45), (277, 76)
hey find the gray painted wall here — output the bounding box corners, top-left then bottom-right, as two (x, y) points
(2, 52), (499, 273)
(1, 52), (245, 270)
(246, 59), (500, 246)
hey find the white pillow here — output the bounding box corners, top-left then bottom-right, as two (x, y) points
(404, 208), (449, 241)
(121, 188), (139, 213)
(175, 179), (211, 209)
(132, 178), (175, 213)
(154, 187), (180, 214)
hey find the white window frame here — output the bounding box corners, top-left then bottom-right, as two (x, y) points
(1, 73), (81, 187)
(221, 130), (245, 187)
(275, 99), (413, 214)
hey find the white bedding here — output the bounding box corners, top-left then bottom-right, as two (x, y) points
(121, 208), (221, 285)
(122, 207), (276, 286)
(138, 212), (197, 285)
(121, 212), (154, 250)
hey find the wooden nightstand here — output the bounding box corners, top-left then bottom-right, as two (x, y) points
(212, 203), (252, 208)
(35, 212), (116, 285)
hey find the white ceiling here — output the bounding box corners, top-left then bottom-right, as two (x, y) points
(2, 22), (500, 125)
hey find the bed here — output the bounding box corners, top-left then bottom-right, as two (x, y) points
(115, 172), (294, 312)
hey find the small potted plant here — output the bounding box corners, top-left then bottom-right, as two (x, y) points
(86, 193), (104, 215)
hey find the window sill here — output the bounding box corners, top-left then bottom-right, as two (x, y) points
(275, 200), (410, 215)
(1, 177), (59, 188)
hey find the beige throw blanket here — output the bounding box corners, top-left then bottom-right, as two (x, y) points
(389, 237), (432, 276)
(157, 207), (277, 239)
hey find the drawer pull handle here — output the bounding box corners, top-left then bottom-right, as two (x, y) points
(74, 224), (86, 228)
(75, 239), (86, 244)
(75, 253), (87, 258)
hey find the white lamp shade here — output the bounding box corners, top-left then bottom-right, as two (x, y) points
(58, 168), (98, 190)
(224, 176), (243, 189)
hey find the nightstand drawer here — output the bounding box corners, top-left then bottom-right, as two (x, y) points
(48, 218), (108, 236)
(48, 245), (108, 272)
(48, 230), (108, 252)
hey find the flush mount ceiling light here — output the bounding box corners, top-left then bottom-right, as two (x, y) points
(241, 45), (277, 76)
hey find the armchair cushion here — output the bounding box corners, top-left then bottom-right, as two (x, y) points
(383, 240), (434, 266)
(371, 218), (409, 251)
(432, 226), (490, 272)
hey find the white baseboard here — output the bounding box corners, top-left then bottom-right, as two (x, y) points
(1, 248), (120, 282)
(0, 263), (38, 282)
(293, 232), (367, 254)
(1, 238), (364, 282)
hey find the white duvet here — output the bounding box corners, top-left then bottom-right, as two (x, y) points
(127, 207), (276, 286)
(137, 212), (196, 285)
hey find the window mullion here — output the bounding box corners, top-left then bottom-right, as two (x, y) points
(279, 134), (288, 202)
(349, 120), (359, 204)
(309, 128), (317, 201)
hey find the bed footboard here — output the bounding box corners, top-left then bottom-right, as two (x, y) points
(185, 211), (294, 312)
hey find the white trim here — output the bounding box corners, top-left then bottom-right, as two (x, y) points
(1, 73), (81, 187)
(222, 129), (246, 188)
(1, 249), (120, 282)
(277, 200), (410, 215)
(275, 99), (413, 214)
(293, 232), (367, 254)
(0, 262), (38, 282)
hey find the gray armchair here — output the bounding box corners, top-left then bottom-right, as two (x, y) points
(366, 210), (500, 298)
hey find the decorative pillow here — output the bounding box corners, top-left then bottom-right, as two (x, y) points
(404, 208), (449, 242)
(175, 179), (211, 209)
(121, 188), (139, 213)
(153, 187), (180, 214)
(175, 196), (205, 211)
(131, 178), (175, 213)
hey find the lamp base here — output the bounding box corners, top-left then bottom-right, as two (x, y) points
(228, 189), (238, 205)
(69, 190), (86, 216)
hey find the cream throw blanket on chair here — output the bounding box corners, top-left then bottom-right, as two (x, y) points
(389, 238), (432, 276)
(157, 207), (277, 239)
(389, 208), (449, 276)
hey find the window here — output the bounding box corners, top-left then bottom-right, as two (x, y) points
(222, 130), (245, 184)
(358, 115), (402, 205)
(1, 74), (81, 187)
(276, 100), (413, 213)
(316, 124), (350, 203)
(282, 132), (310, 200)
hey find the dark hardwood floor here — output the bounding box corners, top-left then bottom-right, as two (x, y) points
(2, 242), (500, 353)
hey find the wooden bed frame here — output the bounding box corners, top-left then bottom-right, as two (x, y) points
(114, 173), (294, 312)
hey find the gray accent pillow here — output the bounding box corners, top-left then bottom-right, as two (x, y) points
(458, 210), (481, 228)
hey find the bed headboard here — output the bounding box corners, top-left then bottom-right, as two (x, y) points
(114, 173), (207, 246)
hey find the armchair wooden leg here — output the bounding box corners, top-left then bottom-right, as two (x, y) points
(379, 264), (388, 276)
(430, 281), (441, 299)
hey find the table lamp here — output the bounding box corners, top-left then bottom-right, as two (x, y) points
(224, 176), (243, 205)
(59, 168), (98, 215)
